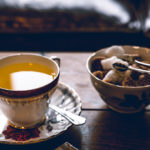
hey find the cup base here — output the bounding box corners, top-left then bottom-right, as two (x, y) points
(8, 117), (46, 129)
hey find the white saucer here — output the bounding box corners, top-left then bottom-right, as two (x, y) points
(0, 82), (82, 145)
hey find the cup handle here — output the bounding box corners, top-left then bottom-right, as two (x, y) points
(50, 56), (60, 67)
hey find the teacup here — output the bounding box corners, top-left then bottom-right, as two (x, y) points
(0, 54), (60, 129)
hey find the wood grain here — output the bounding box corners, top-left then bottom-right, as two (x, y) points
(0, 52), (150, 150)
(45, 52), (106, 109)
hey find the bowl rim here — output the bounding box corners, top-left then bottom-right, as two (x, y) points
(86, 45), (150, 89)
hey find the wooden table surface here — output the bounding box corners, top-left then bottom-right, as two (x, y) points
(1, 52), (150, 150)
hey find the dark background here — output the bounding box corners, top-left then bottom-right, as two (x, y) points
(0, 32), (149, 52)
(0, 0), (149, 52)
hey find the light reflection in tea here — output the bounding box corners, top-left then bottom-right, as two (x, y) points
(11, 71), (54, 90)
(0, 62), (56, 90)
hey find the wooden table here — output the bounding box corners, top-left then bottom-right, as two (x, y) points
(1, 52), (150, 150)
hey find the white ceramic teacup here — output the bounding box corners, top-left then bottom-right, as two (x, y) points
(0, 54), (60, 129)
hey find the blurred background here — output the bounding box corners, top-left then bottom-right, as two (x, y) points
(0, 0), (150, 52)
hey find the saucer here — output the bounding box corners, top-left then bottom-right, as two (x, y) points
(0, 82), (82, 145)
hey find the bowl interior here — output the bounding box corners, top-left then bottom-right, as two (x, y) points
(87, 45), (150, 88)
(88, 45), (150, 71)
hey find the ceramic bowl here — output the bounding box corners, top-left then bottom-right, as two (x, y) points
(87, 45), (150, 113)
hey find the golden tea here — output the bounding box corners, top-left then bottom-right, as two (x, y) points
(0, 62), (56, 90)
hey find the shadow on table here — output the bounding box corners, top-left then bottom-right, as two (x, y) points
(0, 125), (81, 150)
(90, 110), (150, 150)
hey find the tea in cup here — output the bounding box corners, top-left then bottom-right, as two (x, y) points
(0, 54), (60, 129)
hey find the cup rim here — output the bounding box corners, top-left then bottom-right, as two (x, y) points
(86, 45), (150, 89)
(0, 53), (60, 98)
